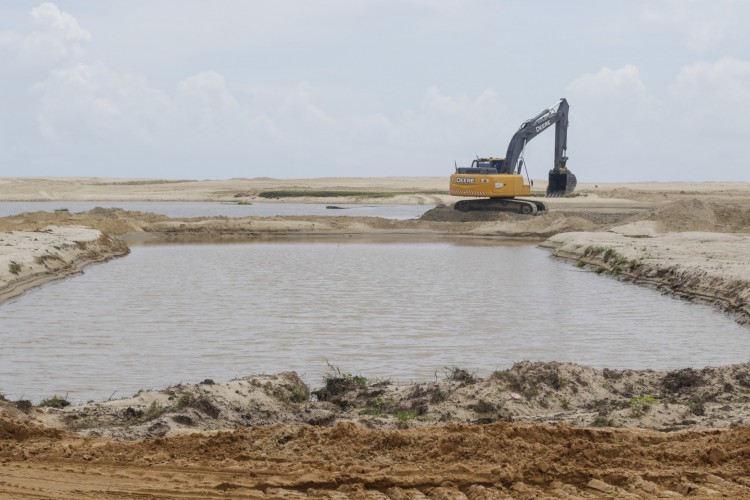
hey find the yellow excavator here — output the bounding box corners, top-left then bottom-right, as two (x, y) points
(449, 98), (576, 215)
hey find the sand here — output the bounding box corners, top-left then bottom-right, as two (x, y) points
(0, 225), (129, 304)
(2, 177), (750, 498)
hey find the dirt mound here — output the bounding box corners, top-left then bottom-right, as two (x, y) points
(630, 199), (750, 233)
(0, 399), (61, 441)
(3, 418), (750, 498)
(0, 208), (169, 235)
(29, 362), (750, 441)
(419, 204), (519, 222)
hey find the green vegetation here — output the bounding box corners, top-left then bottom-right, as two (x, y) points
(582, 246), (640, 276)
(548, 370), (568, 390)
(259, 190), (445, 199)
(576, 260), (586, 268)
(444, 366), (477, 384)
(583, 245), (606, 257)
(145, 401), (165, 420)
(560, 397), (571, 410)
(314, 364), (368, 402)
(591, 416), (614, 427)
(8, 261), (21, 275)
(39, 395), (70, 408)
(394, 410), (419, 422)
(368, 395), (397, 415)
(174, 392), (194, 410)
(628, 394), (657, 416)
(288, 385), (311, 403)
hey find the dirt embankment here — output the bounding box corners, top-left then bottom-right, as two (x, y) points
(3, 394), (750, 498)
(17, 362), (750, 442)
(544, 199), (750, 324)
(4, 362), (750, 498)
(0, 225), (129, 304)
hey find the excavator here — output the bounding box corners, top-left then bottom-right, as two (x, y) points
(449, 98), (576, 215)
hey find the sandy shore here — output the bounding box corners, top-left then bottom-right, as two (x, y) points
(0, 226), (129, 305)
(2, 177), (750, 498)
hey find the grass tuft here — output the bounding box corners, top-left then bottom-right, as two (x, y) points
(9, 261), (22, 275)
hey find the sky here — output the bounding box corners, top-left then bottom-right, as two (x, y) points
(0, 1), (748, 182)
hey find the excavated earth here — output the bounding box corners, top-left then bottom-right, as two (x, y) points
(2, 181), (750, 498)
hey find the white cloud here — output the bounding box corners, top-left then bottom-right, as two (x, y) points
(639, 0), (740, 53)
(0, 2), (90, 69)
(30, 3), (91, 42)
(280, 82), (333, 125)
(567, 65), (646, 98)
(565, 65), (666, 181)
(670, 57), (750, 104)
(421, 86), (499, 116)
(33, 61), (172, 145)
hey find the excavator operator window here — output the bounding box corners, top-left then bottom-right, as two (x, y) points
(476, 160), (491, 169)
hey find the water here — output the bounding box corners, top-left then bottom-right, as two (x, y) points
(1, 241), (748, 403)
(0, 201), (432, 220)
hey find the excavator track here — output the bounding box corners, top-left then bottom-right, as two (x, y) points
(454, 198), (547, 215)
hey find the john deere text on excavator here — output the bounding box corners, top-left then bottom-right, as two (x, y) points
(449, 98), (576, 215)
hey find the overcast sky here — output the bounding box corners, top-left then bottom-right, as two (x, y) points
(1, 1), (748, 182)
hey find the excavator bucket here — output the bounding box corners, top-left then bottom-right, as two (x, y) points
(546, 170), (577, 197)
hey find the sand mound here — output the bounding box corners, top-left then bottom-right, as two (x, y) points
(27, 362), (750, 441)
(419, 204), (518, 222)
(0, 208), (170, 236)
(632, 199), (750, 233)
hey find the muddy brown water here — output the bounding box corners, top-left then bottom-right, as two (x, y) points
(1, 240), (748, 403)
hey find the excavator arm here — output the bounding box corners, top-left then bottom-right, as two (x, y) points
(500, 98), (569, 175)
(500, 98), (575, 196)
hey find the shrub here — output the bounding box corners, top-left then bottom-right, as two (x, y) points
(394, 410), (418, 422)
(9, 261), (21, 275)
(628, 394), (657, 416)
(39, 395), (70, 408)
(444, 366), (477, 384)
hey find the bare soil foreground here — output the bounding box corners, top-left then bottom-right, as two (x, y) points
(2, 177), (750, 498)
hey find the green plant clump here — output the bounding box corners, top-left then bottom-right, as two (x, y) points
(145, 401), (165, 420)
(174, 392), (194, 410)
(590, 416), (614, 427)
(39, 395), (70, 408)
(9, 261), (22, 275)
(318, 365), (368, 398)
(394, 410), (419, 422)
(583, 245), (606, 257)
(628, 394), (657, 416)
